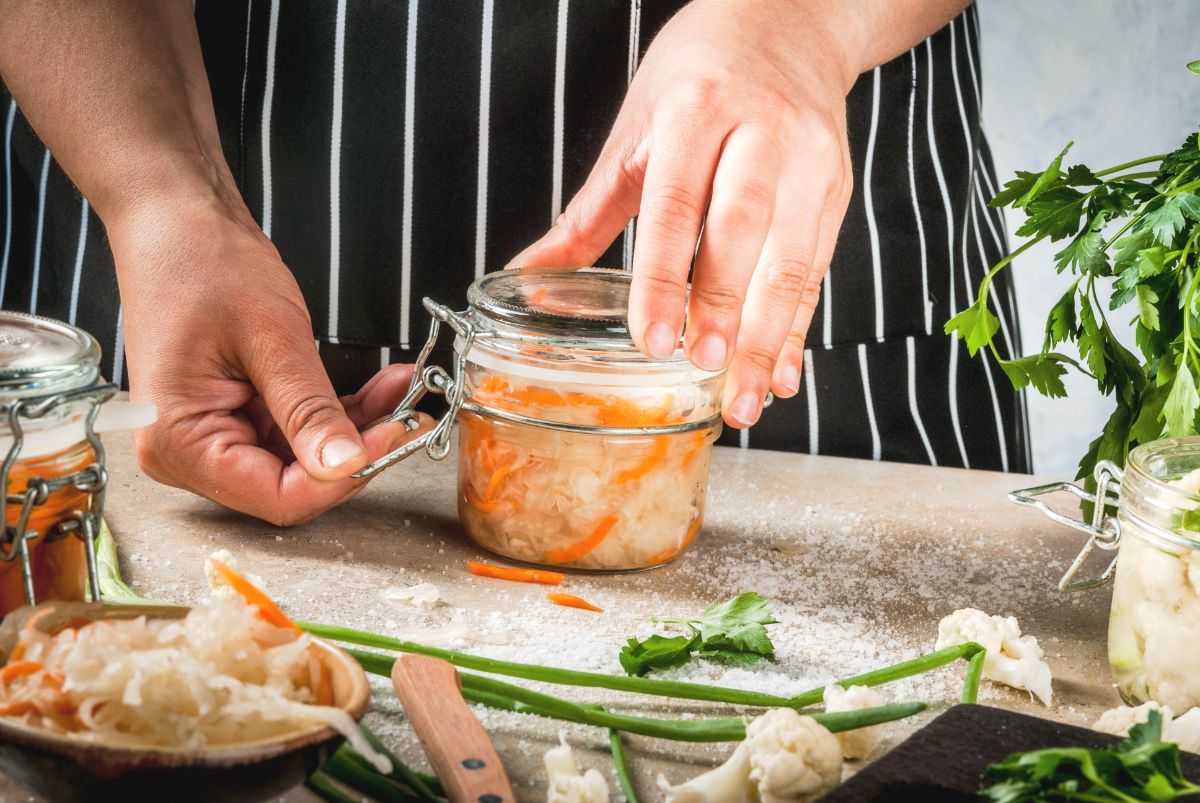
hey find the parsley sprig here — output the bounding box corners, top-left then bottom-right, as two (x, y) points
(980, 710), (1200, 802)
(947, 62), (1200, 485)
(618, 592), (779, 677)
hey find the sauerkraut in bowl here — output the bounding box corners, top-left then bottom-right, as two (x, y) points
(0, 557), (387, 771)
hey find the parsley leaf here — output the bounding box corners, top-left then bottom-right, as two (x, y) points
(619, 592), (780, 676)
(981, 711), (1200, 802)
(1015, 186), (1089, 241)
(618, 635), (696, 677)
(1000, 355), (1069, 398)
(1136, 284), (1161, 332)
(945, 302), (1000, 357)
(1144, 196), (1190, 245)
(1043, 284), (1078, 352)
(1164, 358), (1200, 437)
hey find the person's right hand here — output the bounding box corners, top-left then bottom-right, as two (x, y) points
(106, 195), (431, 526)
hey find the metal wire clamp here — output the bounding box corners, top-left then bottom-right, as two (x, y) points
(1008, 459), (1123, 592)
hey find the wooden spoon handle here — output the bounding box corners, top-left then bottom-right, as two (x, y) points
(391, 654), (515, 803)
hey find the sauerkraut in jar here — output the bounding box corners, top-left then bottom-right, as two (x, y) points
(1106, 439), (1200, 710)
(454, 268), (723, 572)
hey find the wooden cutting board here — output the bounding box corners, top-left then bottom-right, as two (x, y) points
(819, 704), (1200, 801)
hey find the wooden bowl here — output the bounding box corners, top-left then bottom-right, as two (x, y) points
(0, 603), (371, 803)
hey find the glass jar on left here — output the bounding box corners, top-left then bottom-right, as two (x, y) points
(0, 312), (119, 614)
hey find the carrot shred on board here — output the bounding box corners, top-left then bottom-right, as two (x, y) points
(0, 661), (43, 684)
(545, 515), (619, 564)
(644, 515), (703, 567)
(208, 559), (300, 634)
(467, 562), (564, 586)
(546, 593), (603, 613)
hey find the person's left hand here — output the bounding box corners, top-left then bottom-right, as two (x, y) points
(509, 0), (859, 429)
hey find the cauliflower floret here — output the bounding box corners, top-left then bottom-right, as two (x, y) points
(1093, 703), (1200, 753)
(1093, 701), (1172, 737)
(544, 734), (608, 803)
(823, 684), (886, 760)
(935, 608), (1053, 706)
(661, 709), (842, 803)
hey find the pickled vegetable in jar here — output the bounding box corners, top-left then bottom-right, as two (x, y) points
(1105, 438), (1200, 710)
(454, 268), (723, 572)
(0, 312), (105, 614)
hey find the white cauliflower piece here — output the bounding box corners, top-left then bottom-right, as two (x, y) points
(204, 550), (266, 599)
(1093, 701), (1171, 737)
(935, 608), (1053, 706)
(823, 684), (886, 760)
(1093, 703), (1200, 753)
(544, 734), (608, 803)
(1168, 708), (1200, 752)
(662, 709), (842, 803)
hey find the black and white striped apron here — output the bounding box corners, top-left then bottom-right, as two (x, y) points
(0, 1), (1030, 473)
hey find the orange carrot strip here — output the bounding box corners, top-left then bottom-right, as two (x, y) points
(510, 387), (568, 408)
(545, 515), (619, 564)
(208, 559), (300, 634)
(681, 430), (707, 468)
(528, 288), (549, 304)
(308, 646), (334, 706)
(615, 437), (669, 484)
(485, 463), (517, 501)
(0, 700), (36, 716)
(0, 661), (42, 684)
(546, 593), (603, 613)
(464, 486), (519, 514)
(644, 515), (704, 567)
(467, 562), (564, 586)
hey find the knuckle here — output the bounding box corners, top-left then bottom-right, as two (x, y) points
(646, 183), (706, 237)
(279, 392), (343, 441)
(640, 269), (689, 300)
(738, 342), (779, 376)
(690, 282), (744, 314)
(671, 76), (725, 114)
(712, 178), (774, 230)
(762, 256), (811, 300)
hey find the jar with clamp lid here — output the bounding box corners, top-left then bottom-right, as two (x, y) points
(1011, 437), (1200, 711)
(356, 267), (734, 572)
(0, 312), (153, 614)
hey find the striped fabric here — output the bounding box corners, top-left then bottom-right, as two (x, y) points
(0, 1), (1029, 472)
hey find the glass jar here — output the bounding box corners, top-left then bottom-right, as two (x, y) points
(0, 312), (109, 614)
(1012, 437), (1200, 711)
(357, 268), (725, 572)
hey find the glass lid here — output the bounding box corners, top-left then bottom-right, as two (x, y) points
(469, 267), (648, 341)
(0, 312), (101, 397)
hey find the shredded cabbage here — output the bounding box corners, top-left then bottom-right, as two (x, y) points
(458, 372), (717, 570)
(0, 597), (390, 772)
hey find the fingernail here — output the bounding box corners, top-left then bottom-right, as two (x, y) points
(730, 391), (762, 427)
(645, 322), (678, 359)
(779, 362), (801, 395)
(321, 436), (364, 469)
(692, 333), (728, 371)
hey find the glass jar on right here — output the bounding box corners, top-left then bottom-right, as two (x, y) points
(1108, 438), (1200, 710)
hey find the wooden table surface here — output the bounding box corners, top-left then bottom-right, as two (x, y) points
(0, 431), (1120, 801)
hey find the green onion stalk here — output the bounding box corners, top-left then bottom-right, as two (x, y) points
(301, 621), (985, 711)
(347, 647), (927, 742)
(609, 730), (639, 803)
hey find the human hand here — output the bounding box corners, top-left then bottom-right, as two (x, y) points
(509, 0), (860, 429)
(107, 198), (432, 526)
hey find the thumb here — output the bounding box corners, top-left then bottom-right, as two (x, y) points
(246, 330), (367, 482)
(506, 127), (647, 270)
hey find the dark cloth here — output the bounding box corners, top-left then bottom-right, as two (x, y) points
(0, 1), (1030, 472)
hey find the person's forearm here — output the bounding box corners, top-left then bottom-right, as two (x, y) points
(753, 0), (972, 95)
(0, 0), (243, 229)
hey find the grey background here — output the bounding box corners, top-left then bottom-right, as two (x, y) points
(978, 0), (1199, 476)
